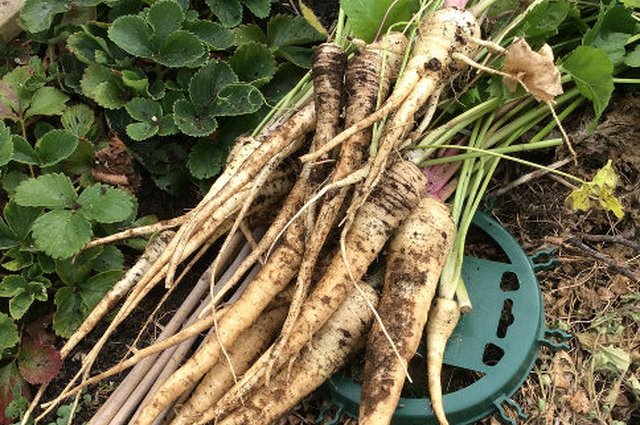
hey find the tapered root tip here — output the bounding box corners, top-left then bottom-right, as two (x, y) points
(426, 297), (460, 425)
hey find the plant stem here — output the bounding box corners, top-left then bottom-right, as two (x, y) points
(613, 78), (640, 84)
(420, 139), (561, 166)
(421, 144), (586, 184)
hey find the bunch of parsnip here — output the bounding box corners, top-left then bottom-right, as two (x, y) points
(28, 3), (570, 425)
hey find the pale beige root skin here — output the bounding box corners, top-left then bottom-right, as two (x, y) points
(170, 103), (315, 272)
(169, 305), (289, 425)
(359, 198), (455, 425)
(426, 297), (461, 425)
(206, 159), (426, 420)
(206, 173), (308, 310)
(133, 217), (305, 425)
(270, 42), (347, 374)
(209, 285), (380, 425)
(299, 7), (481, 164)
(340, 8), (481, 241)
(270, 34), (408, 373)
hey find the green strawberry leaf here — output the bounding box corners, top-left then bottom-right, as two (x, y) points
(234, 24), (266, 46)
(146, 0), (185, 40)
(0, 122), (13, 167)
(273, 45), (314, 68)
(562, 46), (614, 129)
(173, 99), (218, 136)
(19, 0), (69, 33)
(157, 114), (179, 136)
(125, 97), (162, 122)
(61, 104), (95, 138)
(62, 138), (94, 178)
(11, 135), (38, 165)
(78, 270), (123, 313)
(14, 173), (77, 209)
(35, 129), (79, 167)
(1, 172), (28, 197)
(184, 20), (235, 50)
(0, 219), (18, 250)
(93, 245), (124, 273)
(243, 0), (271, 18)
(0, 276), (27, 298)
(67, 32), (111, 64)
(189, 60), (238, 111)
(229, 42), (276, 86)
(1, 248), (33, 272)
(0, 66), (31, 115)
(261, 62), (306, 101)
(25, 87), (69, 119)
(55, 247), (103, 287)
(267, 14), (325, 48)
(17, 338), (61, 385)
(77, 184), (135, 223)
(53, 287), (83, 338)
(154, 30), (205, 68)
(4, 202), (42, 242)
(32, 210), (92, 259)
(126, 122), (158, 140)
(80, 64), (130, 109)
(0, 313), (19, 356)
(93, 80), (130, 109)
(9, 291), (34, 320)
(211, 83), (264, 116)
(187, 138), (227, 179)
(108, 15), (154, 58)
(206, 0), (243, 27)
(339, 0), (417, 43)
(121, 70), (149, 93)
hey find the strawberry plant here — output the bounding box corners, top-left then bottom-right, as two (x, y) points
(17, 0), (324, 188)
(1, 2), (327, 421)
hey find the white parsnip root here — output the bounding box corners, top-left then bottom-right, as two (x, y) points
(209, 285), (380, 425)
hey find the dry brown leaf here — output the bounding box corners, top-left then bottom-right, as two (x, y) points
(550, 351), (575, 390)
(502, 38), (563, 103)
(564, 390), (590, 413)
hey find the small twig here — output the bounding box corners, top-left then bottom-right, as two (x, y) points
(566, 237), (640, 282)
(578, 234), (640, 253)
(491, 158), (571, 198)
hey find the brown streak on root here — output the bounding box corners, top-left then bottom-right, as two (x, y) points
(207, 159), (426, 420)
(269, 43), (347, 376)
(359, 198), (455, 424)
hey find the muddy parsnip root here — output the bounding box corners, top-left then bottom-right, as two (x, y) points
(205, 159), (426, 420)
(169, 304), (289, 425)
(207, 285), (380, 425)
(359, 198), (455, 425)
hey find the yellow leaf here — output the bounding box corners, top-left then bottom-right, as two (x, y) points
(565, 160), (624, 218)
(566, 184), (591, 211)
(597, 191), (625, 219)
(591, 159), (618, 191)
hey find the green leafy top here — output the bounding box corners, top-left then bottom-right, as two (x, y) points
(340, 0), (419, 43)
